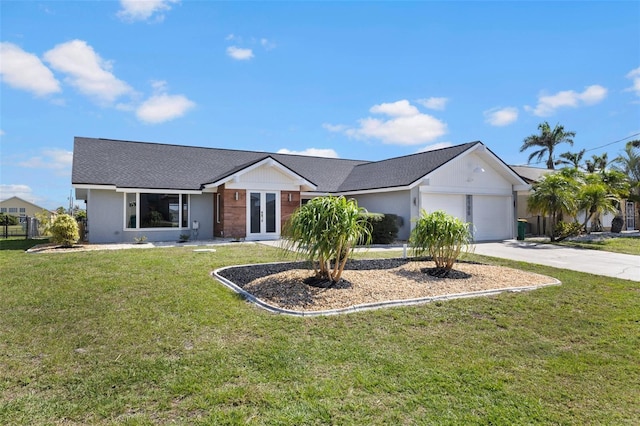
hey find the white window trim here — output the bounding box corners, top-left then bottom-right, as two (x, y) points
(123, 192), (191, 231)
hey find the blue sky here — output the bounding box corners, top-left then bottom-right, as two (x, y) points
(1, 1), (639, 210)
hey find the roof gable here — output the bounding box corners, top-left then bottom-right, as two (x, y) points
(337, 142), (479, 192)
(204, 156), (316, 191)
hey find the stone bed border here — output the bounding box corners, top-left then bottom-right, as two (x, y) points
(212, 262), (561, 317)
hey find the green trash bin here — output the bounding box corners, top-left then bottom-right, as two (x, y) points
(517, 219), (527, 241)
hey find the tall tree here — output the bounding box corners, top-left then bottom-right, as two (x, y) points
(585, 153), (609, 173)
(520, 122), (576, 170)
(613, 142), (640, 226)
(578, 171), (628, 233)
(555, 149), (585, 169)
(527, 171), (580, 241)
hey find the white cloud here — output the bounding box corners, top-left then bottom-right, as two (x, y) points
(417, 142), (453, 153)
(0, 129), (4, 136)
(625, 67), (640, 97)
(117, 0), (179, 22)
(344, 100), (447, 145)
(580, 85), (608, 105)
(260, 38), (276, 50)
(484, 107), (518, 126)
(136, 93), (195, 124)
(369, 100), (419, 117)
(0, 184), (33, 201)
(19, 149), (73, 176)
(226, 46), (254, 60)
(44, 40), (132, 104)
(0, 42), (61, 96)
(322, 123), (347, 133)
(277, 148), (339, 158)
(526, 84), (608, 116)
(416, 97), (449, 110)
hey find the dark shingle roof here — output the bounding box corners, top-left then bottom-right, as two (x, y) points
(337, 142), (479, 191)
(72, 137), (481, 192)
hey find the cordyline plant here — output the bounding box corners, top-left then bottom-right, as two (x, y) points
(410, 210), (472, 272)
(282, 196), (372, 283)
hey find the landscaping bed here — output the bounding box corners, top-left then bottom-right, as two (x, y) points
(217, 257), (558, 312)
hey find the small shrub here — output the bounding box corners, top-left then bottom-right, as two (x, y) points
(50, 214), (80, 247)
(0, 213), (19, 226)
(365, 213), (399, 244)
(179, 234), (190, 242)
(553, 221), (582, 242)
(610, 216), (624, 233)
(133, 235), (148, 244)
(410, 210), (472, 272)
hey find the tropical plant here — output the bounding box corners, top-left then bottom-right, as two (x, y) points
(50, 214), (80, 247)
(611, 143), (640, 228)
(0, 213), (19, 226)
(578, 174), (621, 233)
(553, 221), (583, 241)
(555, 149), (585, 169)
(34, 209), (53, 236)
(520, 122), (576, 170)
(585, 153), (609, 173)
(282, 196), (372, 284)
(410, 210), (472, 273)
(527, 172), (580, 241)
(613, 142), (640, 197)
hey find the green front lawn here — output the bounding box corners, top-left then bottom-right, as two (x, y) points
(555, 236), (640, 255)
(1, 243), (638, 424)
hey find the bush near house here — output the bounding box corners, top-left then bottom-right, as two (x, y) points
(410, 210), (472, 275)
(362, 213), (399, 244)
(50, 214), (80, 247)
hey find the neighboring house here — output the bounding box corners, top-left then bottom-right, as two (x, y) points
(0, 196), (55, 223)
(72, 137), (529, 244)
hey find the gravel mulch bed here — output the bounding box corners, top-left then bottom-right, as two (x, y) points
(217, 258), (558, 313)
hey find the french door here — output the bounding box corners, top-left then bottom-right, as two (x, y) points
(247, 191), (280, 239)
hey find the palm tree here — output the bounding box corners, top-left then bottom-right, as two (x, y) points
(585, 153), (609, 173)
(578, 172), (627, 233)
(520, 122), (576, 170)
(612, 142), (640, 228)
(527, 172), (580, 241)
(555, 149), (585, 169)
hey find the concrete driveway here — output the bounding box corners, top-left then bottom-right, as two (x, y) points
(472, 240), (640, 282)
(260, 239), (640, 281)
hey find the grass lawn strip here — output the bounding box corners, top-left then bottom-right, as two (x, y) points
(1, 240), (638, 424)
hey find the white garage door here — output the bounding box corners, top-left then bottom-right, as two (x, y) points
(473, 195), (512, 241)
(421, 193), (512, 241)
(421, 194), (466, 222)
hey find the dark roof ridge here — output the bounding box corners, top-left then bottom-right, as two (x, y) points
(360, 141), (481, 167)
(76, 136), (366, 163)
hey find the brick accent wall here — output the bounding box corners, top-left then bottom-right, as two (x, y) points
(220, 186), (246, 239)
(215, 188), (300, 239)
(281, 191), (300, 231)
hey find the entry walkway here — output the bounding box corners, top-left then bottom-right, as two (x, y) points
(258, 239), (640, 282)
